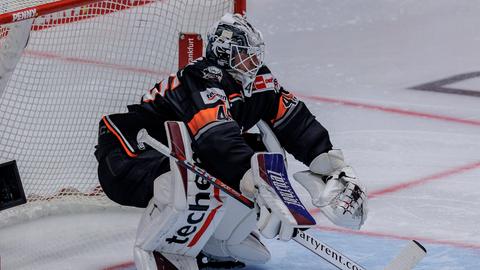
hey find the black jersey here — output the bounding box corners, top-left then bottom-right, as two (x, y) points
(96, 58), (332, 190)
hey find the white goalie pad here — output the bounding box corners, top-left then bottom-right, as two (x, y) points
(202, 195), (271, 264)
(134, 122), (227, 269)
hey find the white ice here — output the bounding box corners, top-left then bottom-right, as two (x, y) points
(1, 0), (480, 269)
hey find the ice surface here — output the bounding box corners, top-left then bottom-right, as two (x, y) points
(1, 0), (479, 269)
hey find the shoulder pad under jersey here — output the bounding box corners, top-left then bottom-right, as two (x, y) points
(179, 57), (225, 83)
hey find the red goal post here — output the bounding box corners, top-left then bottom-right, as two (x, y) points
(0, 0), (246, 227)
(177, 0), (246, 68)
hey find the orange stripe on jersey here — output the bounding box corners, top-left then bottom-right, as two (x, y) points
(272, 96), (288, 123)
(187, 106), (220, 136)
(102, 116), (138, 158)
(228, 93), (241, 99)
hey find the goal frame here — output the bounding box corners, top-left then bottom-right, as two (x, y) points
(0, 0), (247, 222)
(0, 0), (246, 68)
(0, 0), (246, 25)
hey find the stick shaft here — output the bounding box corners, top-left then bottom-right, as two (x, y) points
(137, 129), (254, 208)
(294, 230), (367, 270)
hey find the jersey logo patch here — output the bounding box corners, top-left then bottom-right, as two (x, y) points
(252, 74), (280, 93)
(200, 87), (228, 105)
(202, 66), (223, 82)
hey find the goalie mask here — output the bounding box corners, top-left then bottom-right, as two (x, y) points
(206, 13), (265, 96)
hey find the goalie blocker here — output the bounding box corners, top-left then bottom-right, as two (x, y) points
(240, 152), (316, 241)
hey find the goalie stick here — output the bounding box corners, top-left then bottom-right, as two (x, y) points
(137, 126), (427, 270)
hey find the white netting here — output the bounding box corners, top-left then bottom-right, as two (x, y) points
(1, 0), (60, 13)
(0, 0), (235, 226)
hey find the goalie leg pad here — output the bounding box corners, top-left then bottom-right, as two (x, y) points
(134, 247), (199, 270)
(135, 172), (186, 252)
(134, 121), (227, 269)
(134, 172), (195, 270)
(202, 197), (270, 264)
(203, 231), (270, 265)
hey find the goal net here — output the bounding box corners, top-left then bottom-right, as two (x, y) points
(0, 0), (242, 227)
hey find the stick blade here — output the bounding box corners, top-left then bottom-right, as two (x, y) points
(384, 240), (427, 270)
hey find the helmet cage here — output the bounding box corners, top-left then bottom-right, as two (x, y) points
(229, 43), (265, 78)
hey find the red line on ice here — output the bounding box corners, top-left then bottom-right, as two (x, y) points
(101, 224), (480, 270)
(23, 50), (170, 77)
(102, 160), (480, 269)
(369, 160), (480, 198)
(298, 94), (480, 127)
(102, 261), (135, 270)
(19, 51), (480, 128)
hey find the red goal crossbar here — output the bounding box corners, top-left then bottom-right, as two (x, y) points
(0, 0), (246, 25)
(0, 0), (105, 25)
